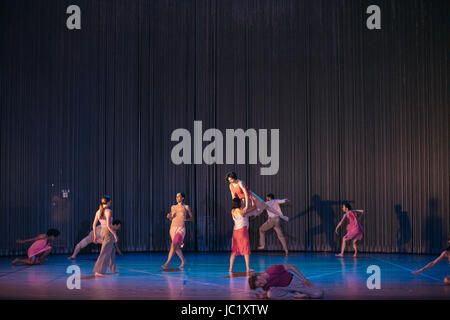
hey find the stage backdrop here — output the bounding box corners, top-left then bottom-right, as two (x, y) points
(1, 0), (449, 256)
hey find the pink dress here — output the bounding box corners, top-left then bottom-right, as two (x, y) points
(343, 211), (364, 240)
(27, 236), (51, 259)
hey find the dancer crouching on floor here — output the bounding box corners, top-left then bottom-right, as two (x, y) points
(12, 229), (60, 265)
(93, 195), (118, 277)
(162, 192), (193, 270)
(229, 197), (252, 274)
(335, 203), (364, 257)
(248, 264), (323, 299)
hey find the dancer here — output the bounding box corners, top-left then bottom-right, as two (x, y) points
(93, 195), (118, 277)
(162, 192), (193, 269)
(11, 229), (60, 265)
(225, 172), (288, 220)
(412, 236), (450, 284)
(248, 264), (323, 299)
(229, 197), (252, 273)
(335, 203), (364, 257)
(69, 220), (122, 260)
(258, 194), (289, 256)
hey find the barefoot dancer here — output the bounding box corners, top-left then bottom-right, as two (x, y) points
(225, 172), (288, 220)
(229, 197), (252, 273)
(162, 192), (193, 269)
(69, 220), (122, 260)
(258, 194), (289, 256)
(335, 203), (364, 257)
(412, 236), (450, 284)
(93, 195), (118, 277)
(11, 229), (60, 265)
(248, 264), (323, 299)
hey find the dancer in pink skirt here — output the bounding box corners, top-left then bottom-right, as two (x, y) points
(225, 172), (288, 220)
(229, 197), (252, 273)
(162, 192), (193, 269)
(11, 229), (60, 265)
(335, 203), (364, 257)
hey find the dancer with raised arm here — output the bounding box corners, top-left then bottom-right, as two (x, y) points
(69, 220), (122, 260)
(248, 264), (323, 299)
(412, 236), (450, 284)
(225, 172), (288, 220)
(335, 203), (364, 257)
(93, 195), (119, 277)
(11, 229), (60, 265)
(229, 197), (252, 274)
(162, 192), (193, 270)
(258, 194), (289, 256)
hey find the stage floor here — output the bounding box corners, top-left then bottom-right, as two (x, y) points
(0, 252), (448, 299)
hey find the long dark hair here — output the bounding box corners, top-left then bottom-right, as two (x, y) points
(99, 195), (111, 219)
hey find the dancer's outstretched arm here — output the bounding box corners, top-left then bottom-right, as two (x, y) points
(284, 265), (312, 287)
(16, 234), (46, 244)
(412, 251), (447, 274)
(185, 205), (194, 222)
(335, 215), (347, 234)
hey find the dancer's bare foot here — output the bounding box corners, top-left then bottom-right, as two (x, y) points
(95, 272), (105, 278)
(161, 263), (169, 269)
(246, 269), (254, 275)
(285, 251), (289, 257)
(257, 246), (264, 250)
(11, 259), (18, 265)
(335, 253), (344, 257)
(179, 261), (185, 269)
(68, 256), (75, 260)
(353, 253), (358, 257)
(229, 268), (233, 273)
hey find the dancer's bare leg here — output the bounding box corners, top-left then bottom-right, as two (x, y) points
(174, 246), (186, 269)
(11, 258), (34, 265)
(352, 240), (358, 257)
(336, 239), (347, 256)
(274, 225), (289, 256)
(244, 254), (252, 274)
(162, 243), (176, 269)
(229, 253), (236, 272)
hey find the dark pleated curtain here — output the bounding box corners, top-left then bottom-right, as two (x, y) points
(0, 0), (448, 256)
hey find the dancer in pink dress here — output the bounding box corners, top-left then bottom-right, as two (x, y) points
(11, 229), (60, 265)
(225, 172), (288, 220)
(335, 203), (364, 257)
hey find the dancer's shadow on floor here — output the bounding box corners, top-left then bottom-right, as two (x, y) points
(395, 204), (411, 253)
(290, 194), (353, 251)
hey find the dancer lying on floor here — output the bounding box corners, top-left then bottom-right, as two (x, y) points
(412, 235), (450, 284)
(248, 264), (323, 299)
(12, 229), (60, 265)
